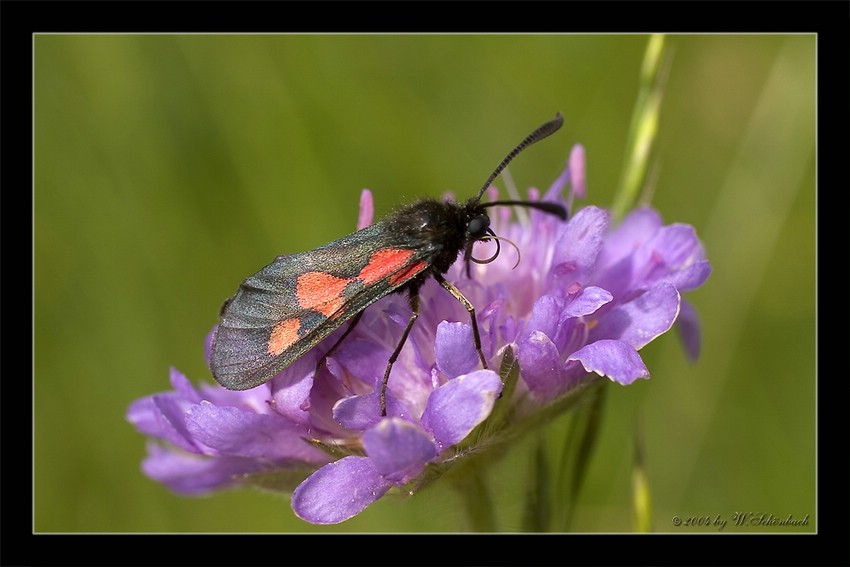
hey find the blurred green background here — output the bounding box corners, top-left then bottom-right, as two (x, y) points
(34, 34), (815, 533)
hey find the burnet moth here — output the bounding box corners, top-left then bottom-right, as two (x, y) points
(210, 113), (566, 415)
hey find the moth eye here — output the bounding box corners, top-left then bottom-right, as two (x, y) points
(467, 215), (490, 239)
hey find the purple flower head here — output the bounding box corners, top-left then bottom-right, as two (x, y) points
(127, 144), (710, 524)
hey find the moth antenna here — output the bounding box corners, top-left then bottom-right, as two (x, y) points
(474, 112), (564, 202)
(483, 199), (568, 220)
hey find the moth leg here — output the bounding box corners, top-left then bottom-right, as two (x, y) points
(314, 311), (364, 380)
(435, 274), (488, 370)
(380, 292), (420, 417)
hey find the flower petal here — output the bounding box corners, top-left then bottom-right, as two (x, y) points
(358, 189), (374, 229)
(598, 206), (663, 272)
(127, 368), (201, 450)
(590, 282), (680, 350)
(551, 206), (608, 285)
(632, 224), (710, 291)
(670, 260), (712, 292)
(363, 418), (437, 483)
(420, 370), (502, 451)
(127, 396), (163, 439)
(333, 392), (411, 431)
(544, 159), (571, 202)
(185, 401), (326, 462)
(333, 393), (382, 430)
(564, 285), (613, 317)
(333, 337), (393, 390)
(435, 321), (480, 379)
(569, 143), (586, 199)
(291, 456), (390, 524)
(150, 394), (204, 453)
(676, 299), (703, 362)
(517, 330), (564, 398)
(524, 295), (563, 344)
(270, 355), (317, 425)
(642, 224), (706, 271)
(169, 367), (204, 404)
(141, 442), (260, 495)
(568, 339), (649, 385)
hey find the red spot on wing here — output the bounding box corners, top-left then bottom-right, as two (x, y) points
(292, 251), (425, 329)
(268, 318), (301, 356)
(389, 260), (427, 286)
(297, 272), (352, 317)
(358, 249), (415, 284)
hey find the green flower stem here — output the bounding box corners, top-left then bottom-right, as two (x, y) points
(453, 466), (498, 532)
(632, 430), (653, 532)
(610, 33), (669, 222)
(556, 381), (608, 530)
(521, 438), (552, 531)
